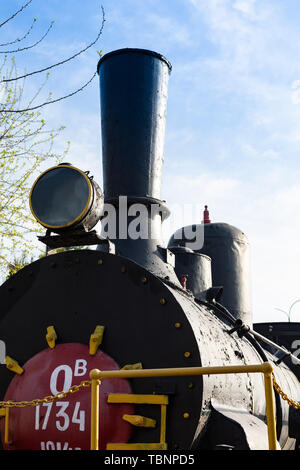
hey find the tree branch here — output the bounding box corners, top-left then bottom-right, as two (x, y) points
(1, 70), (97, 112)
(0, 20), (55, 54)
(0, 17), (37, 47)
(2, 5), (105, 83)
(0, 0), (33, 29)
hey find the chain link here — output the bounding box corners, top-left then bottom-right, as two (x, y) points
(272, 375), (300, 410)
(0, 375), (299, 411)
(0, 380), (91, 409)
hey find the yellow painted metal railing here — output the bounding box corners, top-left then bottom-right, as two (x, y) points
(89, 362), (278, 451)
(0, 408), (11, 445)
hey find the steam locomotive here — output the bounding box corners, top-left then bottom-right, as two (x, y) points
(0, 48), (299, 451)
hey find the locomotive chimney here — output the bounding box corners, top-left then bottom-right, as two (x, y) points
(97, 48), (171, 201)
(97, 48), (179, 284)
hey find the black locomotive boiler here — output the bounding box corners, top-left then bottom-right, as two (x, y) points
(0, 48), (299, 451)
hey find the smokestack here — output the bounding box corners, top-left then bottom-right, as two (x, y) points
(97, 48), (171, 201)
(97, 48), (179, 284)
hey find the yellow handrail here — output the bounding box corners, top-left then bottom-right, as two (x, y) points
(89, 362), (277, 451)
(0, 408), (11, 445)
(90, 371), (101, 451)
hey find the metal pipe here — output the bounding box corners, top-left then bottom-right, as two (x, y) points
(90, 363), (271, 379)
(97, 48), (179, 284)
(249, 328), (300, 365)
(264, 371), (278, 450)
(97, 48), (171, 201)
(90, 370), (101, 451)
(4, 408), (10, 445)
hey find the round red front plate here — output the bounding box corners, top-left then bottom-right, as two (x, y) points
(1, 344), (134, 450)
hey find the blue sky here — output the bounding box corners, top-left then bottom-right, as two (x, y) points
(1, 0), (300, 323)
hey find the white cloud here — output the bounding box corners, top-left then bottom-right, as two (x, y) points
(291, 80), (300, 105)
(233, 0), (257, 17)
(261, 149), (279, 160)
(241, 144), (279, 161)
(161, 163), (300, 324)
(144, 13), (193, 47)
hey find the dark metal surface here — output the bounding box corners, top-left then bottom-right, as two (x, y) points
(98, 48), (171, 201)
(169, 247), (212, 298)
(172, 291), (267, 447)
(168, 222), (253, 326)
(97, 48), (172, 74)
(0, 249), (299, 450)
(0, 250), (202, 450)
(289, 406), (300, 441)
(253, 322), (300, 380)
(97, 49), (179, 284)
(38, 230), (115, 252)
(271, 357), (300, 449)
(98, 205), (180, 284)
(197, 399), (273, 450)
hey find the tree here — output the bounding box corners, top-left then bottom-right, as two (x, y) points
(0, 56), (69, 279)
(0, 2), (106, 279)
(0, 1), (105, 112)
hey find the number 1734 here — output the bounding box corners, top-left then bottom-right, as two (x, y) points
(35, 401), (85, 432)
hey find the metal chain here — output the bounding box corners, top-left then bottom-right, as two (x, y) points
(0, 380), (91, 409)
(272, 375), (300, 410)
(1, 375), (299, 411)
